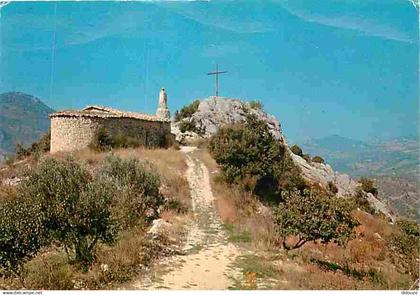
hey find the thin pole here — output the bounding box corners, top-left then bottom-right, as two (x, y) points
(49, 2), (57, 101)
(215, 64), (218, 97)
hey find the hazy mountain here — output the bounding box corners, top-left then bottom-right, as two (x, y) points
(298, 135), (419, 220)
(298, 135), (419, 179)
(0, 92), (54, 161)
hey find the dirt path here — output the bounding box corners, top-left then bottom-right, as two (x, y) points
(131, 146), (243, 290)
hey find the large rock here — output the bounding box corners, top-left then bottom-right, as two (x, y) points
(171, 96), (285, 143)
(365, 192), (396, 222)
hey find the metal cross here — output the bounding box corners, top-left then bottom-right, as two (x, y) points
(207, 64), (227, 97)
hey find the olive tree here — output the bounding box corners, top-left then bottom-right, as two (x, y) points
(20, 157), (117, 265)
(274, 187), (358, 250)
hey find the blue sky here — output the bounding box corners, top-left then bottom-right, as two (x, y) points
(0, 0), (418, 142)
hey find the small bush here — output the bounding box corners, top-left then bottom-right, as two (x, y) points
(312, 156), (325, 164)
(89, 128), (114, 152)
(14, 131), (51, 161)
(96, 155), (164, 229)
(351, 190), (375, 215)
(394, 221), (419, 258)
(327, 181), (338, 194)
(164, 133), (179, 149)
(22, 251), (74, 290)
(274, 187), (358, 250)
(90, 129), (167, 151)
(302, 154), (311, 162)
(178, 118), (205, 134)
(0, 197), (49, 274)
(4, 156), (16, 166)
(15, 143), (30, 159)
(359, 177), (378, 196)
(112, 133), (143, 149)
(273, 154), (307, 194)
(389, 219), (419, 278)
(174, 100), (200, 122)
(249, 100), (263, 110)
(290, 145), (303, 157)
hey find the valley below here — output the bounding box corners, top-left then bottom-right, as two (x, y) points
(298, 135), (419, 221)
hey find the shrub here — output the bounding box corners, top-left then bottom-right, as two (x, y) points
(389, 219), (419, 278)
(209, 114), (287, 185)
(15, 143), (30, 159)
(273, 154), (307, 194)
(209, 114), (306, 200)
(249, 100), (263, 110)
(89, 128), (114, 152)
(178, 118), (205, 134)
(90, 129), (155, 151)
(4, 156), (16, 166)
(327, 181), (338, 194)
(351, 190), (375, 215)
(96, 155), (164, 229)
(391, 219), (419, 255)
(112, 133), (143, 149)
(302, 154), (311, 162)
(312, 156), (325, 164)
(163, 133), (179, 149)
(15, 131), (51, 160)
(358, 177), (378, 196)
(22, 251), (74, 290)
(290, 145), (303, 157)
(274, 187), (358, 250)
(174, 100), (200, 122)
(19, 157), (117, 266)
(0, 197), (49, 274)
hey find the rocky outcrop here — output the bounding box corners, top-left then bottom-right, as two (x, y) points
(171, 96), (395, 220)
(289, 152), (359, 197)
(364, 192), (395, 222)
(172, 96), (285, 144)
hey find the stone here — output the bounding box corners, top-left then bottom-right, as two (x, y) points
(148, 218), (173, 236)
(365, 192), (396, 222)
(289, 152), (359, 197)
(156, 88), (171, 120)
(100, 264), (109, 273)
(2, 176), (22, 186)
(171, 96), (285, 143)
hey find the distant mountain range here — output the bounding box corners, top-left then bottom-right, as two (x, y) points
(298, 134), (419, 220)
(0, 92), (54, 161)
(297, 134), (419, 179)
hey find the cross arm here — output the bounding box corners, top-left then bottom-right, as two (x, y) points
(207, 71), (228, 75)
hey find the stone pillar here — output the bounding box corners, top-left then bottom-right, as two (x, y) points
(156, 88), (170, 120)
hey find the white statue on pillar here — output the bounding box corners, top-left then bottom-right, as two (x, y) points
(156, 88), (170, 120)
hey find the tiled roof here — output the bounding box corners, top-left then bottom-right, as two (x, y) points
(50, 105), (169, 122)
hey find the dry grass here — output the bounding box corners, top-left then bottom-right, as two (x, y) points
(195, 149), (279, 251)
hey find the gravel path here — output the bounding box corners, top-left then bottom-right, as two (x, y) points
(132, 146), (242, 290)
